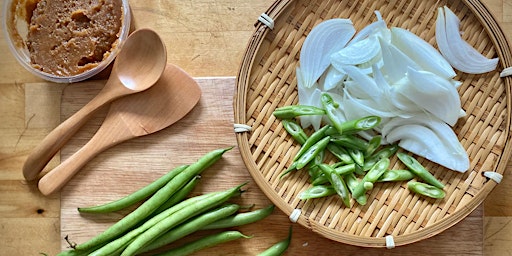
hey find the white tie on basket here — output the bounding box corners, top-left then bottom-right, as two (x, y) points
(258, 13), (275, 30)
(290, 208), (301, 223)
(386, 235), (396, 249)
(234, 124), (252, 133)
(483, 171), (503, 184)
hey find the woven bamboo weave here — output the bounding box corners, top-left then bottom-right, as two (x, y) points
(234, 0), (512, 247)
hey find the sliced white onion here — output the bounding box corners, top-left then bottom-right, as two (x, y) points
(391, 27), (456, 79)
(396, 67), (462, 126)
(378, 37), (420, 85)
(435, 6), (498, 74)
(384, 121), (469, 172)
(300, 19), (355, 88)
(331, 35), (381, 67)
(348, 11), (390, 45)
(318, 65), (346, 91)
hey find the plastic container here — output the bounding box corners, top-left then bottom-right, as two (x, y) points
(2, 0), (131, 83)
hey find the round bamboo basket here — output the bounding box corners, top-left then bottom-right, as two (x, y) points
(234, 0), (512, 248)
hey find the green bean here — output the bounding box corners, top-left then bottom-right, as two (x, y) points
(150, 175), (201, 218)
(345, 173), (359, 194)
(321, 93), (344, 134)
(352, 158), (390, 205)
(88, 192), (221, 256)
(281, 119), (308, 145)
(363, 144), (399, 171)
(407, 181), (446, 199)
(293, 125), (331, 162)
(78, 165), (189, 213)
(307, 149), (325, 169)
(319, 164), (351, 207)
(120, 183), (245, 256)
(257, 226), (292, 256)
(273, 105), (326, 119)
(156, 231), (251, 256)
(306, 150), (324, 180)
(138, 204), (241, 254)
(330, 134), (369, 151)
(299, 184), (336, 200)
(324, 116), (381, 135)
(56, 247), (99, 256)
(75, 147), (232, 251)
(347, 148), (364, 167)
(363, 181), (374, 190)
(326, 143), (354, 164)
(311, 163), (355, 185)
(201, 205), (275, 230)
(365, 135), (382, 157)
(397, 152), (445, 189)
(324, 125), (341, 136)
(377, 169), (415, 182)
(308, 165), (323, 182)
(295, 136), (330, 169)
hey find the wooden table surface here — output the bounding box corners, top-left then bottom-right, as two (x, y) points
(1, 0), (512, 255)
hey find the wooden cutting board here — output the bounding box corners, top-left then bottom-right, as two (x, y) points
(59, 77), (484, 255)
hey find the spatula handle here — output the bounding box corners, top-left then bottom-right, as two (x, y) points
(22, 81), (125, 181)
(37, 130), (121, 196)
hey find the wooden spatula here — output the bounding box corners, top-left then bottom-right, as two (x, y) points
(38, 63), (201, 195)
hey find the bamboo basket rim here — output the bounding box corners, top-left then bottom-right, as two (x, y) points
(234, 0), (512, 248)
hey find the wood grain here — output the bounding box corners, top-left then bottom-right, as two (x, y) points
(58, 78), (484, 255)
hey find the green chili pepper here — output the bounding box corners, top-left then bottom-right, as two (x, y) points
(319, 164), (351, 207)
(295, 136), (331, 169)
(257, 226), (292, 256)
(299, 184), (336, 200)
(377, 169), (415, 182)
(352, 158), (390, 205)
(330, 134), (369, 151)
(273, 105), (326, 119)
(156, 231), (251, 256)
(281, 119), (308, 145)
(397, 152), (445, 189)
(407, 181), (446, 199)
(363, 144), (399, 171)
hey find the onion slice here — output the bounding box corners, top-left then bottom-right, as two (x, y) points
(383, 116), (469, 172)
(391, 27), (456, 79)
(435, 6), (498, 74)
(300, 19), (355, 88)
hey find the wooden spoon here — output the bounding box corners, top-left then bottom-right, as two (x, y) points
(38, 64), (202, 195)
(23, 28), (167, 181)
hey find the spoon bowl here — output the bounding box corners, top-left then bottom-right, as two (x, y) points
(22, 28), (167, 181)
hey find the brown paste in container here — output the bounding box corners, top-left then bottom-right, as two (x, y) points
(26, 0), (123, 76)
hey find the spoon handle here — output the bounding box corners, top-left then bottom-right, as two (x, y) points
(37, 119), (132, 196)
(22, 81), (126, 181)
